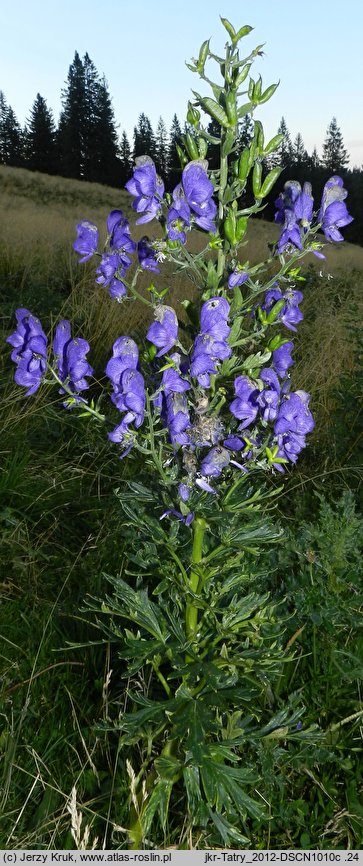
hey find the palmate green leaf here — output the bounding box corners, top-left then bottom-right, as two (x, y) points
(117, 693), (173, 735)
(116, 481), (156, 502)
(102, 574), (167, 642)
(183, 764), (201, 816)
(241, 349), (272, 369)
(200, 752), (264, 820)
(207, 805), (251, 846)
(140, 779), (174, 836)
(221, 520), (282, 548)
(154, 754), (181, 782)
(220, 592), (269, 631)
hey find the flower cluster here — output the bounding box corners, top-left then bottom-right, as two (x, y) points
(7, 308), (48, 396)
(275, 175), (352, 254)
(7, 312), (94, 403)
(8, 146), (354, 518)
(190, 297), (231, 387)
(53, 320), (93, 404)
(125, 156), (165, 224)
(105, 337), (145, 453)
(166, 160), (217, 242)
(260, 287), (304, 332)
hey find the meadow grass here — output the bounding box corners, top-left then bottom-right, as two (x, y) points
(0, 166), (362, 849)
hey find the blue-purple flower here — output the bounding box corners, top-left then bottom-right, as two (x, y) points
(191, 297), (231, 387)
(274, 390), (314, 438)
(96, 253), (128, 301)
(163, 392), (191, 446)
(228, 268), (249, 289)
(181, 161), (217, 232)
(272, 341), (294, 378)
(7, 308), (48, 396)
(73, 220), (99, 263)
(200, 446), (230, 478)
(53, 319), (93, 403)
(257, 368), (281, 423)
(106, 336), (145, 450)
(125, 156), (164, 224)
(318, 176), (353, 242)
(137, 237), (160, 272)
(166, 185), (191, 244)
(108, 210), (136, 257)
(229, 376), (259, 428)
(147, 306), (178, 357)
(275, 180), (314, 253)
(262, 288), (303, 332)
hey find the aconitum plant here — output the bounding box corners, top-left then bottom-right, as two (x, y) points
(7, 18), (352, 850)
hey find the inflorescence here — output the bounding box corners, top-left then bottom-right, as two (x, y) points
(7, 160), (352, 521)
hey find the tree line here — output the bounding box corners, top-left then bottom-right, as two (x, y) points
(1, 51), (362, 244)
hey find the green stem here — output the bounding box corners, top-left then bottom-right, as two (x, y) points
(47, 365), (106, 421)
(186, 517), (208, 640)
(127, 266), (154, 307)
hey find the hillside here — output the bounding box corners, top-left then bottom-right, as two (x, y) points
(1, 164), (363, 274)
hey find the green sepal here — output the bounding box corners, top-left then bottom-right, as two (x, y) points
(197, 39), (210, 73)
(186, 101), (201, 126)
(184, 131), (199, 160)
(254, 75), (263, 100)
(235, 24), (253, 41)
(233, 63), (251, 88)
(252, 161), (262, 198)
(248, 78), (255, 101)
(257, 81), (279, 104)
(220, 17), (236, 41)
(237, 101), (253, 119)
(198, 136), (208, 159)
(148, 343), (157, 360)
(176, 143), (188, 167)
(262, 132), (284, 157)
(259, 166), (283, 199)
(257, 306), (267, 325)
(253, 120), (264, 152)
(221, 128), (236, 156)
(236, 216), (248, 242)
(267, 334), (291, 351)
(224, 210), (237, 245)
(193, 92), (230, 127)
(207, 260), (219, 290)
(225, 90), (237, 125)
(266, 299), (285, 323)
(238, 147), (250, 182)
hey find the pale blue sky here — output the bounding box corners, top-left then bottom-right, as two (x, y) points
(1, 0), (362, 167)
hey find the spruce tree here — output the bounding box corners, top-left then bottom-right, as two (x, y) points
(118, 129), (132, 186)
(322, 117), (349, 173)
(24, 93), (57, 174)
(133, 113), (155, 161)
(206, 118), (221, 171)
(0, 92), (23, 166)
(292, 132), (308, 166)
(273, 117), (293, 169)
(167, 113), (182, 189)
(154, 116), (168, 178)
(58, 51), (85, 178)
(237, 114), (254, 152)
(58, 52), (119, 183)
